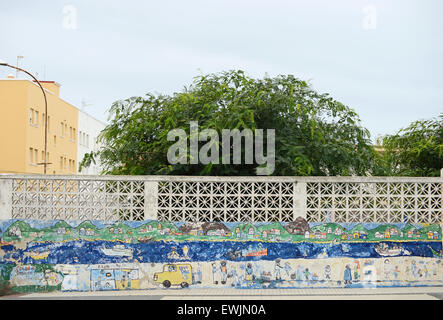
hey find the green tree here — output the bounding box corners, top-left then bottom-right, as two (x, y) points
(380, 114), (443, 177)
(81, 70), (376, 176)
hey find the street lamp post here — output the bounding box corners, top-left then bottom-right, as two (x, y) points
(0, 59), (51, 174)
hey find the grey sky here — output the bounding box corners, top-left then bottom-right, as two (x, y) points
(1, 0), (442, 141)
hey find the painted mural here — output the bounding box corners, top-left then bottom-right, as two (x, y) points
(0, 218), (442, 293)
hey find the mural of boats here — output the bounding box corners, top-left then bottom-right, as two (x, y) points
(100, 245), (133, 257)
(374, 243), (403, 257)
(226, 249), (242, 260)
(26, 250), (50, 260)
(138, 236), (153, 243)
(0, 240), (14, 247)
(242, 244), (267, 257)
(428, 246), (442, 258)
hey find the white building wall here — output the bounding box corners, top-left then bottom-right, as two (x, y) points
(77, 110), (106, 175)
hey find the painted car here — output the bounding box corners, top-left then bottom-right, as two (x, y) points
(153, 263), (193, 288)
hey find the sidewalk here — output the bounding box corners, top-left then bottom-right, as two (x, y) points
(3, 286), (443, 300)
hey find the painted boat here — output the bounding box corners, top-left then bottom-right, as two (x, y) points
(317, 248), (328, 259)
(374, 244), (402, 257)
(0, 240), (13, 247)
(429, 246), (442, 258)
(100, 245), (133, 257)
(138, 236), (153, 243)
(27, 250), (50, 260)
(243, 248), (268, 257)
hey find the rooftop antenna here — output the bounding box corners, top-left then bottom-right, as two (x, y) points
(81, 98), (92, 111)
(16, 55), (24, 78)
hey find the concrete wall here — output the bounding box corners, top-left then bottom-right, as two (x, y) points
(0, 219), (442, 293)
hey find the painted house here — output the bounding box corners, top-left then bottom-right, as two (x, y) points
(139, 225), (154, 233)
(327, 227), (332, 234)
(269, 228), (281, 235)
(334, 228), (343, 236)
(304, 231), (310, 239)
(8, 226), (21, 237)
(159, 228), (171, 235)
(248, 227), (255, 235)
(207, 229), (227, 237)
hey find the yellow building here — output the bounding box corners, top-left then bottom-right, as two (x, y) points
(0, 78), (79, 174)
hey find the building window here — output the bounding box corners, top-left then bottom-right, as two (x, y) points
(29, 147), (34, 163)
(35, 111), (39, 126)
(34, 149), (38, 164)
(73, 128), (76, 141)
(60, 157), (63, 170)
(29, 109), (34, 125)
(54, 135), (56, 146)
(60, 122), (64, 137)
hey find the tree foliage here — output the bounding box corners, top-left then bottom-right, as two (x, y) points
(380, 114), (443, 177)
(81, 70), (376, 176)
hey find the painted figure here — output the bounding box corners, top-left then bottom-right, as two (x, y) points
(182, 246), (190, 259)
(383, 259), (392, 280)
(393, 265), (400, 279)
(295, 265), (304, 281)
(344, 265), (352, 285)
(284, 262), (292, 277)
(212, 262), (218, 284)
(245, 263), (254, 282)
(411, 260), (419, 279)
(220, 261), (228, 284)
(230, 268), (240, 287)
(274, 259), (283, 280)
(304, 268), (310, 282)
(353, 261), (360, 281)
(324, 265), (331, 281)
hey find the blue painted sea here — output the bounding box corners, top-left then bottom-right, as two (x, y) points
(0, 240), (441, 265)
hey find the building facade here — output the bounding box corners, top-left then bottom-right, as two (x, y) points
(77, 109), (106, 175)
(0, 77), (105, 175)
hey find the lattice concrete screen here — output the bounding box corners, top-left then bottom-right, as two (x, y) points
(0, 176), (441, 223)
(306, 181), (442, 224)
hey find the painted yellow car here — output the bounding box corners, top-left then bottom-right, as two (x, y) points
(153, 263), (193, 288)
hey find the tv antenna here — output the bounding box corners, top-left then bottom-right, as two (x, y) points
(81, 98), (92, 111)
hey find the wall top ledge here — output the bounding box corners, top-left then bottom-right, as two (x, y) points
(0, 174), (441, 183)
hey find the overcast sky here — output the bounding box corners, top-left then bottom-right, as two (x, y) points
(1, 0), (442, 141)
